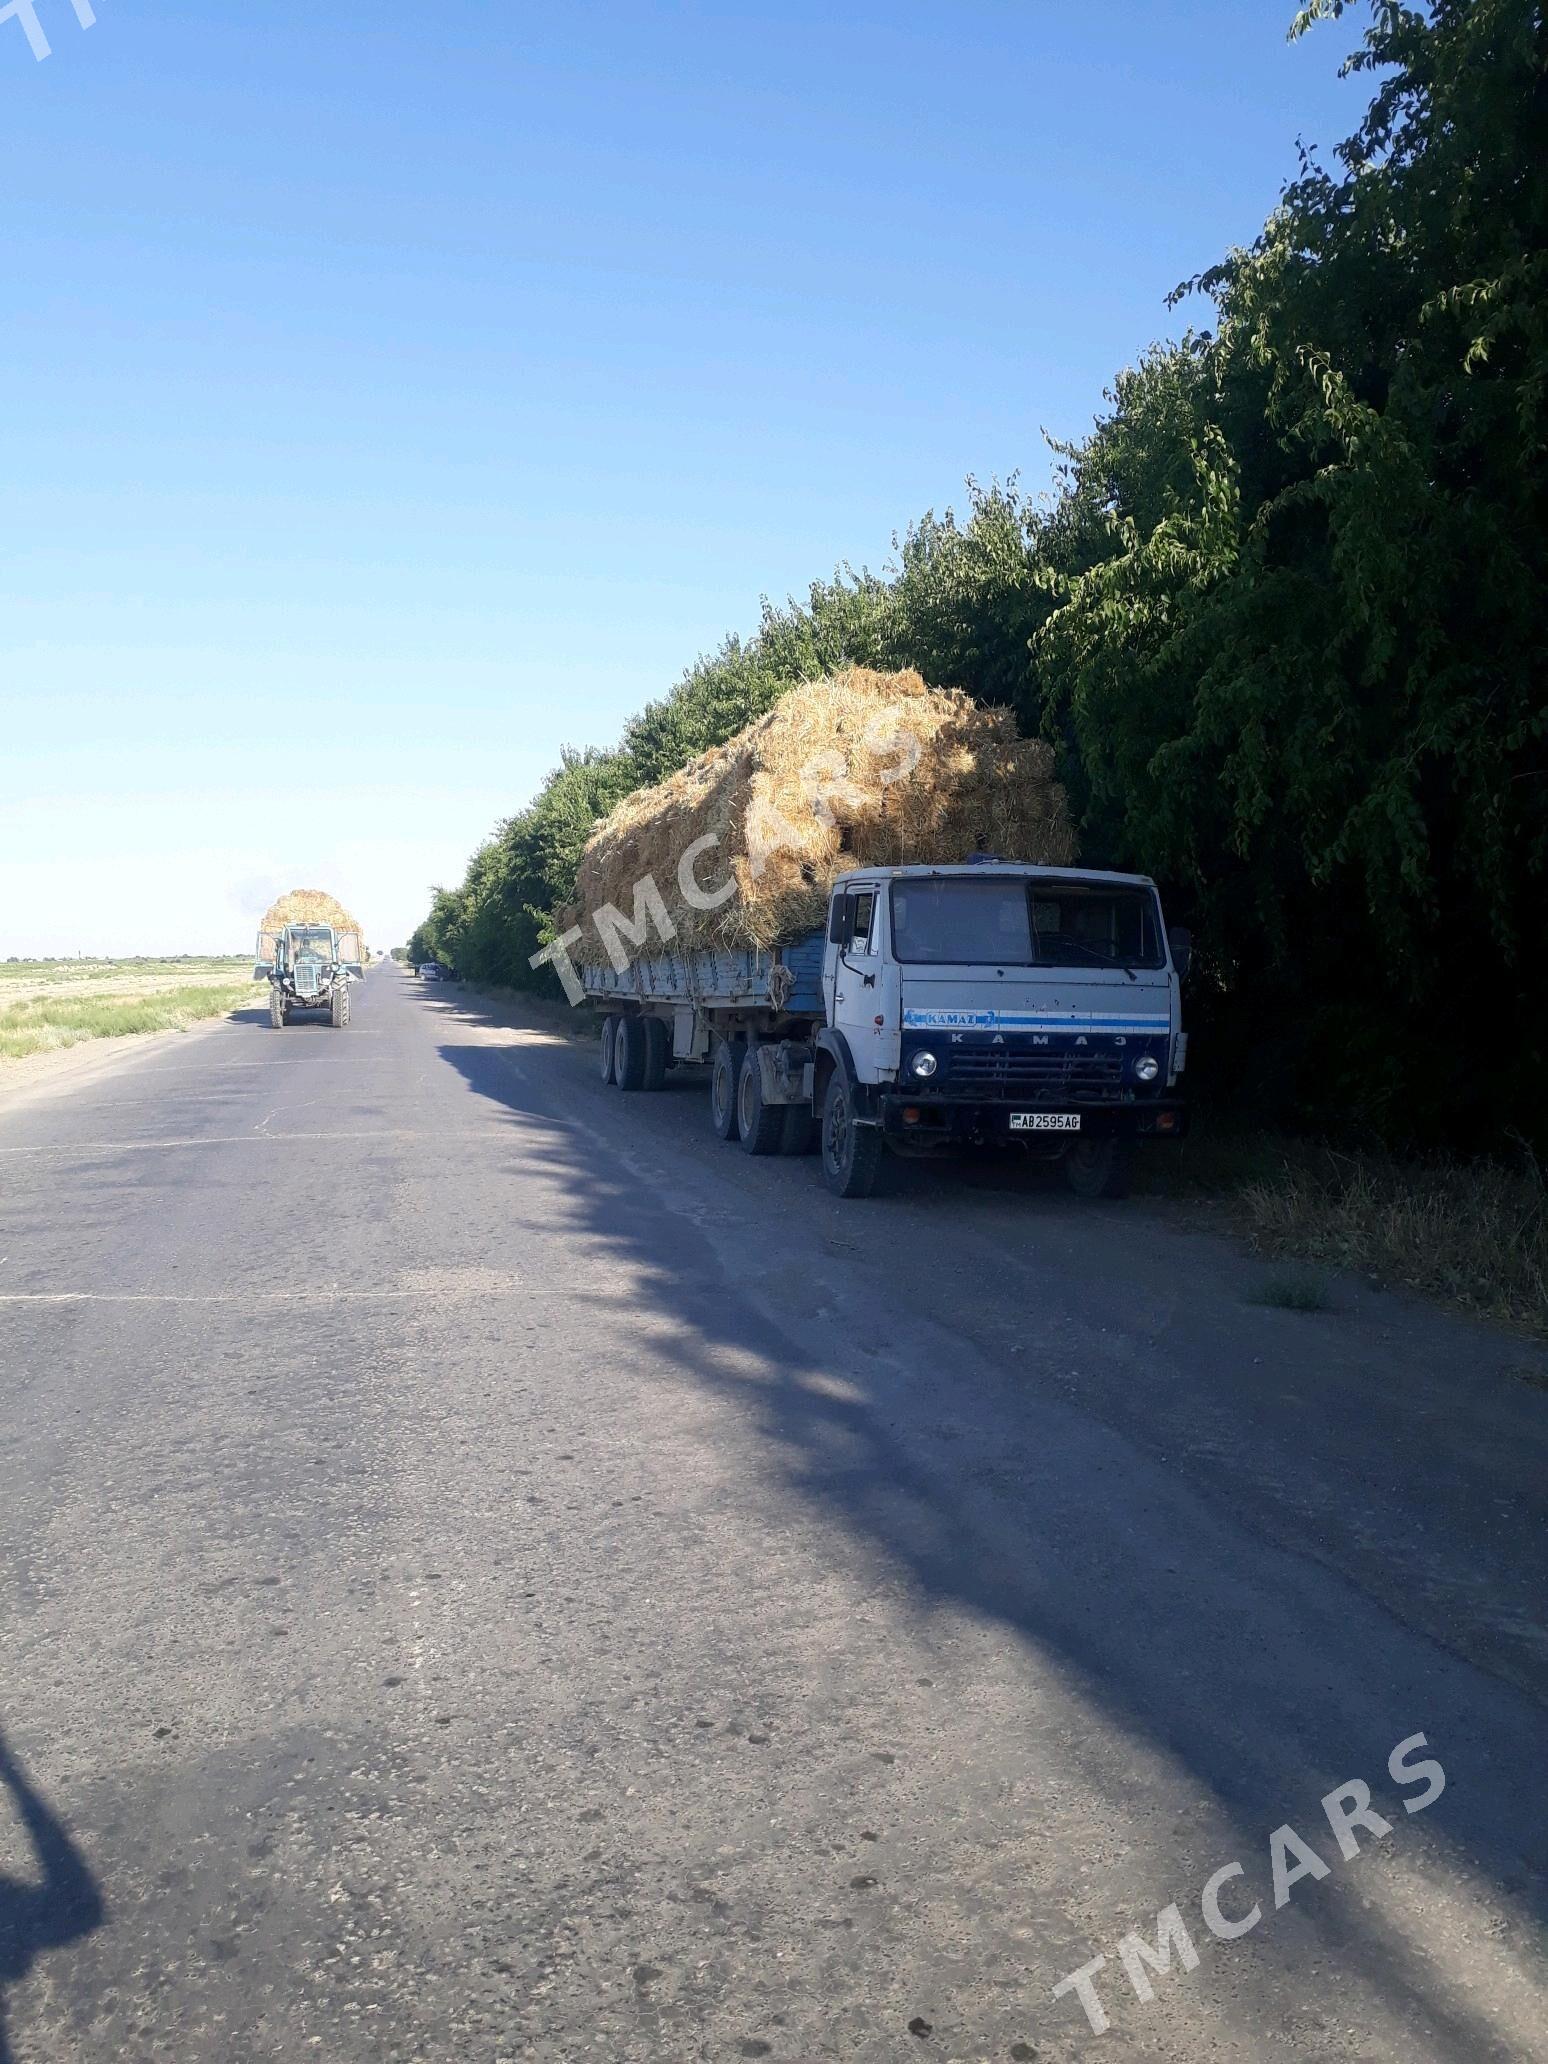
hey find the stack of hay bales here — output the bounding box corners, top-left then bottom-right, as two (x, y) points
(566, 668), (1076, 953)
(257, 889), (366, 962)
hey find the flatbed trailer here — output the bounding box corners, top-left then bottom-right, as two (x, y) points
(578, 930), (825, 1045)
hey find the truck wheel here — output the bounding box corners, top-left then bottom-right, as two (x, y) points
(709, 1037), (744, 1141)
(821, 1073), (886, 1198)
(614, 1014), (647, 1091)
(780, 1104), (818, 1155)
(736, 1047), (786, 1155)
(599, 1014), (619, 1084)
(641, 1016), (669, 1092)
(1063, 1138), (1134, 1200)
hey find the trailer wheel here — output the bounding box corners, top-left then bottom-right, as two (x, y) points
(641, 1016), (670, 1092)
(1063, 1138), (1134, 1200)
(821, 1073), (886, 1198)
(614, 1014), (647, 1091)
(709, 1037), (744, 1141)
(599, 1014), (619, 1085)
(736, 1047), (786, 1155)
(269, 987), (284, 1030)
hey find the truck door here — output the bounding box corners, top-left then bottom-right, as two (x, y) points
(826, 883), (894, 1084)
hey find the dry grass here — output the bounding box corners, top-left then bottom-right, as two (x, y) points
(0, 957), (249, 1003)
(1237, 1146), (1547, 1333)
(0, 977), (254, 1061)
(1146, 1128), (1548, 1335)
(567, 668), (1075, 950)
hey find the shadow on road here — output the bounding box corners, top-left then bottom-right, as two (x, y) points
(0, 1729), (104, 2064)
(426, 999), (1548, 2058)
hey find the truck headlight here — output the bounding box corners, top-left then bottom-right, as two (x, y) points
(1134, 1055), (1160, 1083)
(911, 1050), (938, 1079)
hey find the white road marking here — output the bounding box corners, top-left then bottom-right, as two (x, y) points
(0, 1281), (527, 1306)
(0, 1128), (502, 1157)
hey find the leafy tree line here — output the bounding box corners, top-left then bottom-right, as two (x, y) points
(413, 0), (1547, 1154)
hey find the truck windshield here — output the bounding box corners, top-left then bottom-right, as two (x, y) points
(1029, 881), (1164, 969)
(890, 878), (1164, 968)
(890, 879), (1034, 963)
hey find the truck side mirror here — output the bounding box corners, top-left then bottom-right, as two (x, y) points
(1168, 926), (1193, 980)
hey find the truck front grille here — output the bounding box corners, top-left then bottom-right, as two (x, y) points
(942, 1048), (1127, 1102)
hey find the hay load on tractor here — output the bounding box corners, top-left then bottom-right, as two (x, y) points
(565, 668), (1076, 952)
(256, 889), (366, 960)
(253, 889), (365, 1030)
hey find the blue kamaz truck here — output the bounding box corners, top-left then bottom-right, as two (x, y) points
(579, 862), (1190, 1199)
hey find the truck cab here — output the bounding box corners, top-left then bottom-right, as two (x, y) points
(818, 862), (1188, 1196)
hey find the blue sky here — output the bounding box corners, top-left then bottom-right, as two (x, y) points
(1, 0), (1368, 954)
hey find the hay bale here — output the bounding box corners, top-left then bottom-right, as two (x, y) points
(566, 668), (1076, 953)
(257, 889), (365, 962)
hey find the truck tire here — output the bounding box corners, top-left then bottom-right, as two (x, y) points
(614, 1014), (647, 1091)
(269, 988), (284, 1030)
(641, 1015), (670, 1092)
(780, 1104), (817, 1155)
(599, 1014), (619, 1084)
(1063, 1138), (1134, 1200)
(736, 1047), (786, 1155)
(709, 1037), (744, 1141)
(821, 1073), (886, 1198)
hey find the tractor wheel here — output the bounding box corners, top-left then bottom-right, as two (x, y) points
(614, 1014), (647, 1091)
(736, 1047), (786, 1156)
(599, 1014), (619, 1084)
(331, 983), (349, 1029)
(269, 987), (284, 1030)
(641, 1016), (670, 1091)
(709, 1037), (744, 1141)
(820, 1072), (886, 1198)
(1063, 1138), (1134, 1200)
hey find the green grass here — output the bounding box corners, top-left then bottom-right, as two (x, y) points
(1247, 1270), (1334, 1314)
(0, 981), (255, 1061)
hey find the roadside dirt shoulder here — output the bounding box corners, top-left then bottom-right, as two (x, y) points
(0, 1019), (234, 1116)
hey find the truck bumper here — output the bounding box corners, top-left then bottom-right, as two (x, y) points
(875, 1094), (1188, 1144)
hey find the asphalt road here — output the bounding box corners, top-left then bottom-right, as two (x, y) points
(2, 965), (1546, 2064)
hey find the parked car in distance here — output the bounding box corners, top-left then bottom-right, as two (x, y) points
(419, 963), (444, 981)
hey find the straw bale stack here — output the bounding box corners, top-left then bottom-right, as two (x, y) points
(566, 668), (1075, 952)
(257, 889), (365, 961)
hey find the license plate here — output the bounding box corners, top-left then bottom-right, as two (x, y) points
(1010, 1113), (1082, 1132)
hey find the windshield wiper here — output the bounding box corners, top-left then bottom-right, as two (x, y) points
(1035, 934), (1141, 977)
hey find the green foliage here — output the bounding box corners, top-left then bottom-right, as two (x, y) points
(417, 1), (1547, 1153)
(1032, 0), (1547, 1144)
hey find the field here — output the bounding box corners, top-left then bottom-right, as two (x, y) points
(0, 958), (256, 1061)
